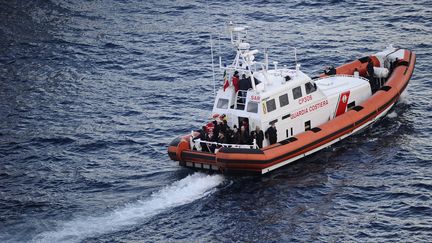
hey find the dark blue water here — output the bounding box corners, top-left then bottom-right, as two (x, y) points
(1, 1), (431, 242)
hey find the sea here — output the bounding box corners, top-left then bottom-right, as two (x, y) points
(1, 1), (431, 242)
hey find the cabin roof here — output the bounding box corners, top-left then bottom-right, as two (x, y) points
(250, 68), (312, 98)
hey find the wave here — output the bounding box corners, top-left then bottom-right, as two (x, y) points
(32, 173), (224, 243)
(387, 111), (398, 119)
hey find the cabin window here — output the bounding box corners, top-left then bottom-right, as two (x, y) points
(279, 94), (289, 107)
(305, 82), (317, 94)
(292, 86), (302, 99)
(305, 120), (311, 131)
(246, 101), (258, 113)
(266, 99), (276, 112)
(216, 98), (229, 109)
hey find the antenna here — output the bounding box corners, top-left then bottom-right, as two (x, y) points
(294, 47), (297, 67)
(210, 34), (216, 97)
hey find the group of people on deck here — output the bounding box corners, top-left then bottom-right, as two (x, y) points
(192, 115), (278, 151)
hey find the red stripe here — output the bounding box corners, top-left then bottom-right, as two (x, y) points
(335, 91), (350, 117)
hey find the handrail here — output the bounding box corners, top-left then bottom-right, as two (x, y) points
(313, 74), (370, 83)
(192, 138), (258, 153)
(234, 89), (248, 109)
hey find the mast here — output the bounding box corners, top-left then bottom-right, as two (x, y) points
(210, 34), (216, 97)
(219, 22), (268, 91)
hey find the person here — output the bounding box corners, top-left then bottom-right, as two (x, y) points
(229, 125), (240, 144)
(232, 71), (240, 93)
(211, 120), (219, 142)
(242, 119), (250, 135)
(193, 126), (208, 142)
(265, 123), (277, 145)
(220, 119), (230, 133)
(390, 57), (399, 73)
(249, 130), (256, 145)
(217, 131), (227, 144)
(324, 65), (336, 75)
(366, 60), (376, 92)
(220, 113), (228, 122)
(255, 126), (264, 148)
(239, 126), (249, 144)
(367, 60), (374, 79)
(239, 74), (251, 104)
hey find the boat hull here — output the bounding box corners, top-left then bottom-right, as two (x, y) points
(168, 49), (416, 174)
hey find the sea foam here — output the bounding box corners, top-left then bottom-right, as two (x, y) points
(33, 173), (223, 243)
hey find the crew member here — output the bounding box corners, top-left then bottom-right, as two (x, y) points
(220, 119), (230, 133)
(366, 60), (376, 91)
(193, 126), (208, 142)
(230, 125), (240, 144)
(265, 123), (277, 145)
(239, 126), (249, 144)
(211, 120), (219, 142)
(232, 71), (240, 92)
(255, 126), (264, 148)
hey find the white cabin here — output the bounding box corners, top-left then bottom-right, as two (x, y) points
(211, 23), (372, 147)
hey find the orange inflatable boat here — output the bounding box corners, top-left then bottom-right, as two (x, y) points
(168, 25), (416, 174)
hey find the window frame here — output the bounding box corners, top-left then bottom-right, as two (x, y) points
(216, 98), (229, 109)
(246, 101), (259, 113)
(279, 93), (289, 107)
(266, 99), (277, 113)
(305, 82), (317, 94)
(292, 86), (302, 100)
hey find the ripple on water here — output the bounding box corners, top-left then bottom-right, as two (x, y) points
(0, 0), (431, 242)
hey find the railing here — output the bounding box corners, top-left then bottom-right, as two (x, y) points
(315, 73), (388, 91)
(190, 138), (258, 153)
(313, 74), (370, 83)
(234, 89), (248, 109)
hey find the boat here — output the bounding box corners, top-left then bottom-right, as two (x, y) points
(167, 23), (416, 174)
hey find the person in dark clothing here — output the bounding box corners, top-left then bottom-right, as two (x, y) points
(217, 131), (227, 144)
(390, 58), (399, 73)
(241, 119), (250, 135)
(229, 125), (240, 144)
(191, 126), (209, 152)
(255, 126), (264, 148)
(324, 66), (336, 75)
(239, 125), (249, 144)
(220, 119), (230, 134)
(211, 120), (219, 142)
(265, 123), (277, 145)
(193, 126), (208, 142)
(367, 60), (377, 92)
(249, 131), (256, 145)
(239, 74), (253, 104)
(367, 60), (374, 80)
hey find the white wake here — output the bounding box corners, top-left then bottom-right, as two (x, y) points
(387, 111), (398, 118)
(33, 173), (224, 243)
